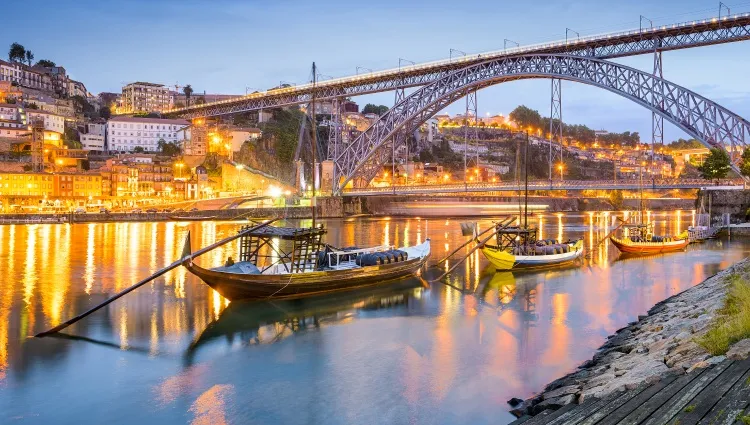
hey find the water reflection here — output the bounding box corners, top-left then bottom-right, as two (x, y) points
(0, 213), (749, 425)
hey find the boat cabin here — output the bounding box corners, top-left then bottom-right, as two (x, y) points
(238, 225), (327, 274)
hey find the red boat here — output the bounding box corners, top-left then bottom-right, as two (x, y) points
(610, 223), (689, 254)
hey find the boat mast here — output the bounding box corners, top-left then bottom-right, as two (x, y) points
(524, 130), (529, 229)
(311, 62), (317, 229)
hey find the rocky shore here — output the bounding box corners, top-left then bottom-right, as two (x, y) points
(509, 258), (750, 418)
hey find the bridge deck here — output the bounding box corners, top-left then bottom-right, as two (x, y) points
(511, 358), (750, 425)
(342, 180), (745, 196)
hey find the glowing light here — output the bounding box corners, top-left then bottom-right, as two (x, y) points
(268, 185), (282, 198)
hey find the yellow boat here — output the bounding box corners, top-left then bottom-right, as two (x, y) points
(481, 239), (584, 271)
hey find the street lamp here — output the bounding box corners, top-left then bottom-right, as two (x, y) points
(558, 163), (564, 180)
(235, 163), (243, 193)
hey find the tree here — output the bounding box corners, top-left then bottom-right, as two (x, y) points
(195, 96), (206, 105)
(362, 104), (389, 116)
(99, 106), (111, 119)
(25, 102), (38, 109)
(157, 139), (181, 156)
(740, 149), (750, 177)
(24, 50), (34, 66)
(8, 43), (25, 63)
(609, 190), (624, 210)
(63, 127), (81, 149)
(35, 59), (55, 68)
(698, 148), (731, 180)
(183, 85), (193, 107)
(509, 105), (543, 130)
(133, 146), (145, 153)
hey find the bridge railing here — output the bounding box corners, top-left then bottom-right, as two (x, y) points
(342, 178), (745, 195)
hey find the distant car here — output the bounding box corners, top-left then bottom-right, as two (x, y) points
(130, 208), (143, 213)
(73, 207), (86, 214)
(190, 207), (199, 212)
(161, 208), (173, 213)
(146, 208), (158, 213)
(99, 208), (110, 214)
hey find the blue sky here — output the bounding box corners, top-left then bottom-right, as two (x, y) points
(4, 0), (750, 142)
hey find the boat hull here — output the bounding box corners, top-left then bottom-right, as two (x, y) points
(610, 236), (688, 254)
(481, 240), (584, 271)
(184, 243), (430, 301)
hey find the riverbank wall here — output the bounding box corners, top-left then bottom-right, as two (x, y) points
(697, 189), (750, 219)
(355, 195), (695, 216)
(0, 202), (349, 225)
(511, 258), (750, 418)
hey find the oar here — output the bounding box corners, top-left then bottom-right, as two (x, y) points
(35, 218), (279, 337)
(429, 218), (515, 283)
(432, 216), (513, 266)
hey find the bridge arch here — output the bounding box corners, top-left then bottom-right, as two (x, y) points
(333, 54), (750, 193)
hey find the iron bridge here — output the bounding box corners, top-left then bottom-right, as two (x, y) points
(164, 13), (750, 119)
(333, 54), (750, 192)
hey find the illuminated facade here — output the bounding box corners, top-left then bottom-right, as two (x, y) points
(107, 116), (189, 152)
(121, 82), (171, 113)
(0, 172), (101, 198)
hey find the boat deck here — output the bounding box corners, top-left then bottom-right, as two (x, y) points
(511, 357), (750, 425)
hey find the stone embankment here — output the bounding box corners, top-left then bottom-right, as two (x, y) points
(510, 259), (750, 418)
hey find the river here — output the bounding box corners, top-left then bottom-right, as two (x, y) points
(0, 212), (747, 425)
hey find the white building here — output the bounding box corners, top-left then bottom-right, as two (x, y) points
(27, 110), (65, 133)
(86, 122), (106, 137)
(107, 116), (189, 152)
(229, 127), (262, 151)
(81, 134), (105, 151)
(0, 103), (19, 121)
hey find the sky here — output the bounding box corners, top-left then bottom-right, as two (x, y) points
(4, 0), (750, 143)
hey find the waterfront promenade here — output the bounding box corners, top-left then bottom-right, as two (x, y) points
(512, 357), (750, 425)
(509, 260), (750, 424)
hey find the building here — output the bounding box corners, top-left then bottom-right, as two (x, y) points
(0, 172), (55, 198)
(0, 60), (53, 92)
(228, 127), (262, 151)
(27, 110), (65, 133)
(0, 81), (23, 101)
(54, 172), (102, 198)
(68, 80), (89, 98)
(121, 82), (171, 113)
(86, 122), (106, 137)
(0, 103), (20, 121)
(81, 134), (105, 151)
(99, 156), (175, 198)
(106, 116), (190, 152)
(0, 171), (101, 199)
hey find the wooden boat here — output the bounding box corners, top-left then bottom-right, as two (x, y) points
(610, 223), (689, 254)
(476, 131), (583, 272)
(184, 225), (430, 301)
(480, 225), (584, 271)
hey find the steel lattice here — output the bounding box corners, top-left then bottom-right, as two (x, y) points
(333, 54), (750, 193)
(166, 15), (750, 119)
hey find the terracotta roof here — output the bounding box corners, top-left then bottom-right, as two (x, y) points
(108, 117), (189, 125)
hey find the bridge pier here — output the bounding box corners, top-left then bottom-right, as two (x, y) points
(549, 78), (563, 181)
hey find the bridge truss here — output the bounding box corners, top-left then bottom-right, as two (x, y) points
(332, 54), (750, 194)
(165, 14), (750, 119)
